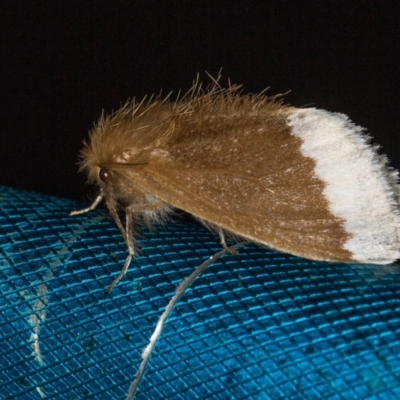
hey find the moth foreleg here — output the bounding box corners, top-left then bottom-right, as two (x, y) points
(106, 201), (167, 293)
(218, 227), (238, 256)
(108, 205), (128, 244)
(69, 191), (104, 216)
(106, 205), (136, 293)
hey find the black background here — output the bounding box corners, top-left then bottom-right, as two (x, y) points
(1, 1), (399, 201)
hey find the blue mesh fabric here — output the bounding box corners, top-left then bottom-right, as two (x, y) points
(1, 185), (400, 399)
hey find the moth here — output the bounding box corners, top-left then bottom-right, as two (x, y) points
(70, 78), (400, 398)
(71, 78), (400, 293)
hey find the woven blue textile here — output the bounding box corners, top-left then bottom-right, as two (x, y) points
(1, 185), (400, 399)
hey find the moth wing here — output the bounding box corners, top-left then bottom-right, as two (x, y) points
(112, 107), (400, 264)
(125, 164), (354, 263)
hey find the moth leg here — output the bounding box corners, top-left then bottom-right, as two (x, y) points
(69, 191), (104, 216)
(107, 201), (167, 293)
(106, 205), (136, 293)
(218, 228), (238, 256)
(107, 205), (128, 244)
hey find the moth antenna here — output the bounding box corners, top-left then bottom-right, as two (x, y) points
(100, 162), (149, 169)
(106, 206), (136, 293)
(69, 191), (104, 216)
(124, 242), (246, 400)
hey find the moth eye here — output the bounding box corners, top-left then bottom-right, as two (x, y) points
(99, 168), (110, 182)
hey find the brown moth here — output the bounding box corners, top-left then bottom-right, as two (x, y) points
(71, 78), (400, 293)
(70, 77), (400, 398)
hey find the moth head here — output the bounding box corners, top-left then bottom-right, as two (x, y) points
(95, 166), (148, 209)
